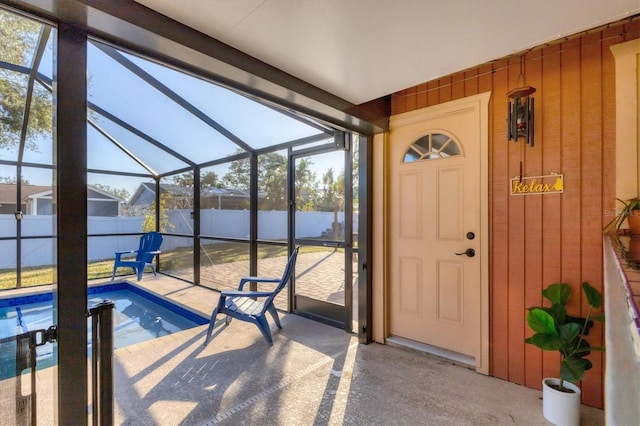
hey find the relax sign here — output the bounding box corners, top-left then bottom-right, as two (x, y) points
(510, 174), (563, 196)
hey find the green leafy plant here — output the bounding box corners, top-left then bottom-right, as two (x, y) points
(525, 282), (605, 391)
(604, 197), (640, 232)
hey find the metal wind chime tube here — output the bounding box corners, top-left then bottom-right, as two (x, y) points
(507, 85), (536, 147)
(529, 97), (534, 147)
(523, 96), (533, 147)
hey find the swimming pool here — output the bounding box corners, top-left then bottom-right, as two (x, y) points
(0, 282), (208, 377)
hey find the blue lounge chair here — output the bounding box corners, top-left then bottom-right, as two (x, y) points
(203, 246), (299, 346)
(111, 232), (163, 281)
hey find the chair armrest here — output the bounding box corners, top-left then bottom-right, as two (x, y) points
(221, 290), (274, 298)
(114, 250), (137, 262)
(238, 276), (280, 290)
(147, 250), (161, 255)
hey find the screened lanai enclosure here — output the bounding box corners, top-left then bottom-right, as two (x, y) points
(0, 7), (369, 326)
(1, 6), (371, 423)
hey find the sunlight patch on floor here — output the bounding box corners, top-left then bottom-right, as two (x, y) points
(327, 336), (358, 425)
(150, 400), (197, 424)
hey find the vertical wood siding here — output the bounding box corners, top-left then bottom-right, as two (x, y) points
(389, 19), (640, 408)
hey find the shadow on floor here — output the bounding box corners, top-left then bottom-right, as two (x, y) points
(112, 314), (604, 425)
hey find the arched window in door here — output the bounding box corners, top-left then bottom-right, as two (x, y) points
(403, 132), (462, 162)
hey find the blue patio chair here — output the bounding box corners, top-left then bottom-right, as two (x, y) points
(203, 246), (299, 347)
(111, 232), (163, 281)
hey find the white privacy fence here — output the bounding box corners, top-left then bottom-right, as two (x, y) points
(0, 209), (357, 268)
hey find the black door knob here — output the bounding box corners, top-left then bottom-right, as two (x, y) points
(455, 248), (475, 257)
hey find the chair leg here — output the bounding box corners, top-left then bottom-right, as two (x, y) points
(203, 307), (220, 347)
(255, 315), (273, 345)
(111, 266), (117, 281)
(267, 305), (282, 329)
(136, 265), (143, 281)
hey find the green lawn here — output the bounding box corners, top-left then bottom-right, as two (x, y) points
(0, 242), (339, 291)
(0, 241), (293, 290)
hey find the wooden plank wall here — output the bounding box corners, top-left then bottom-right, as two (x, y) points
(389, 18), (640, 408)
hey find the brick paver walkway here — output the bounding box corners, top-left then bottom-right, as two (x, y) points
(163, 250), (356, 309)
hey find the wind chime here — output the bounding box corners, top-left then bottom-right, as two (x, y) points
(507, 56), (535, 147)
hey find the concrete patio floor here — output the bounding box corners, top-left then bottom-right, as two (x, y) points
(6, 272), (604, 425)
(108, 275), (605, 425)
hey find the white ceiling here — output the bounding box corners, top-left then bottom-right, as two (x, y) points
(135, 0), (639, 105)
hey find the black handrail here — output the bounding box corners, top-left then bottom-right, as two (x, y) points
(0, 326), (56, 426)
(89, 301), (115, 426)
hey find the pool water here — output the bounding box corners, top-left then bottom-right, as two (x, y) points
(0, 283), (207, 377)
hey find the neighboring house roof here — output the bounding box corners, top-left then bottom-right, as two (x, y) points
(0, 184), (52, 204)
(127, 182), (263, 206)
(26, 185), (124, 201)
(88, 185), (125, 200)
(127, 182), (155, 206)
(0, 184), (123, 204)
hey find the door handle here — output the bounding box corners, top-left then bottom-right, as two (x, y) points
(455, 248), (475, 257)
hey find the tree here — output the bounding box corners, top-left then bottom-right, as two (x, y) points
(0, 176), (30, 184)
(351, 134), (360, 211)
(168, 171), (222, 209)
(294, 157), (317, 211)
(317, 167), (346, 238)
(201, 171), (221, 189)
(166, 174), (192, 209)
(0, 10), (52, 151)
(171, 170), (221, 190)
(223, 156), (250, 190)
(260, 152), (287, 210)
(141, 195), (173, 233)
(222, 152), (290, 210)
(172, 171), (194, 188)
(317, 168), (336, 212)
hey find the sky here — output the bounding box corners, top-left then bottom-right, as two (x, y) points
(2, 20), (345, 199)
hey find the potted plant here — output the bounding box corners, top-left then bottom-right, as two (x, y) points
(604, 198), (640, 262)
(604, 197), (640, 234)
(525, 282), (604, 426)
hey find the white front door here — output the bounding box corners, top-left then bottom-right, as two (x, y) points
(388, 93), (489, 372)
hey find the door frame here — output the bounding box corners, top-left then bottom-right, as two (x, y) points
(375, 92), (491, 374)
(287, 137), (354, 331)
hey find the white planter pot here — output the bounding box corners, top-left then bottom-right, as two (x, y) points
(542, 378), (581, 426)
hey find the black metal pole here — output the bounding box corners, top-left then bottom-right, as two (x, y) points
(193, 166), (201, 284)
(250, 153), (258, 289)
(91, 311), (98, 425)
(343, 132), (353, 333)
(99, 302), (114, 426)
(16, 165), (22, 289)
(90, 300), (115, 426)
(56, 23), (89, 425)
(29, 331), (37, 425)
(358, 134), (373, 344)
(287, 147), (295, 312)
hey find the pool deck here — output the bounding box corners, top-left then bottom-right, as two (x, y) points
(7, 273), (604, 425)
